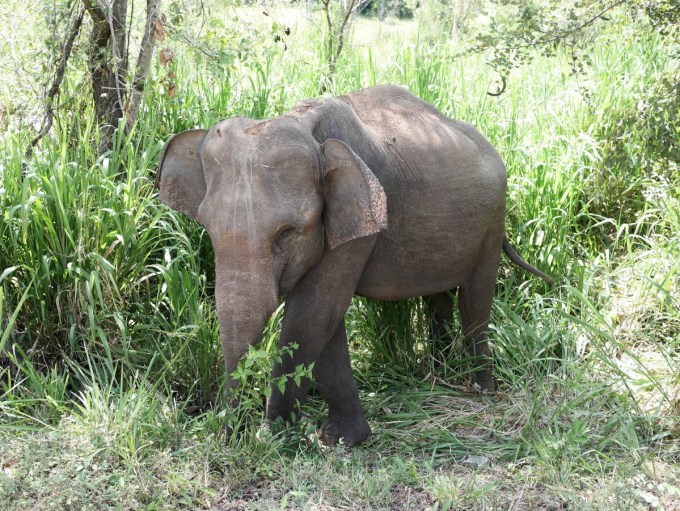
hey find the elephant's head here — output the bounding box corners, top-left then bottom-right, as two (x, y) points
(156, 118), (387, 384)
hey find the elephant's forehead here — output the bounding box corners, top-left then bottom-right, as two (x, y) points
(249, 124), (318, 168)
(202, 120), (317, 174)
(201, 127), (319, 209)
(205, 147), (318, 196)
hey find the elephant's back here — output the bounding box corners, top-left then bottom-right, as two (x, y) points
(340, 85), (506, 204)
(340, 85), (456, 146)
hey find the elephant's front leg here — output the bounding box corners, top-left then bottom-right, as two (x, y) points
(314, 321), (371, 446)
(265, 236), (377, 443)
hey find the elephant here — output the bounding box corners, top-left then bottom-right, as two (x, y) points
(156, 84), (553, 446)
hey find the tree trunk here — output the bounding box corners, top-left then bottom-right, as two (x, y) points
(84, 0), (128, 154)
(82, 0), (160, 155)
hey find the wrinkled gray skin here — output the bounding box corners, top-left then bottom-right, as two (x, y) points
(156, 85), (553, 446)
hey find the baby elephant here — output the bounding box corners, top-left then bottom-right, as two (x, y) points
(156, 85), (552, 446)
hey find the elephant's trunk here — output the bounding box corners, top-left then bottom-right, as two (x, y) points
(213, 249), (279, 391)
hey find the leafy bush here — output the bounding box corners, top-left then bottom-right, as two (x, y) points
(359, 0), (414, 19)
(587, 64), (679, 224)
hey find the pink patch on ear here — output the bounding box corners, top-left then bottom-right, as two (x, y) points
(326, 213), (383, 251)
(362, 168), (388, 230)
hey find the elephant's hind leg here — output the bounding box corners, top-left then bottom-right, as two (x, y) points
(426, 290), (458, 344)
(458, 245), (502, 391)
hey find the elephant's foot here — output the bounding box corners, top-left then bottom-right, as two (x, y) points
(318, 414), (371, 447)
(471, 369), (495, 392)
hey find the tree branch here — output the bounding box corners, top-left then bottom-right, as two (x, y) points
(82, 0), (105, 22)
(335, 0), (358, 65)
(126, 0), (161, 127)
(457, 0), (627, 60)
(514, 0), (627, 50)
(23, 4), (85, 172)
(322, 0), (334, 67)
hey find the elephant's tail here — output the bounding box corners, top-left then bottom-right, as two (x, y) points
(502, 234), (555, 285)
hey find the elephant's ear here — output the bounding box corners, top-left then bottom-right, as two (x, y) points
(321, 139), (388, 251)
(156, 130), (208, 220)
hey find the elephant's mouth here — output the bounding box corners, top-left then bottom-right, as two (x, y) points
(277, 230), (325, 295)
(279, 263), (307, 295)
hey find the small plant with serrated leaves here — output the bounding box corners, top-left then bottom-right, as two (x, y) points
(227, 341), (314, 441)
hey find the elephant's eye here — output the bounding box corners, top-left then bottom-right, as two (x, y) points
(275, 226), (296, 249)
